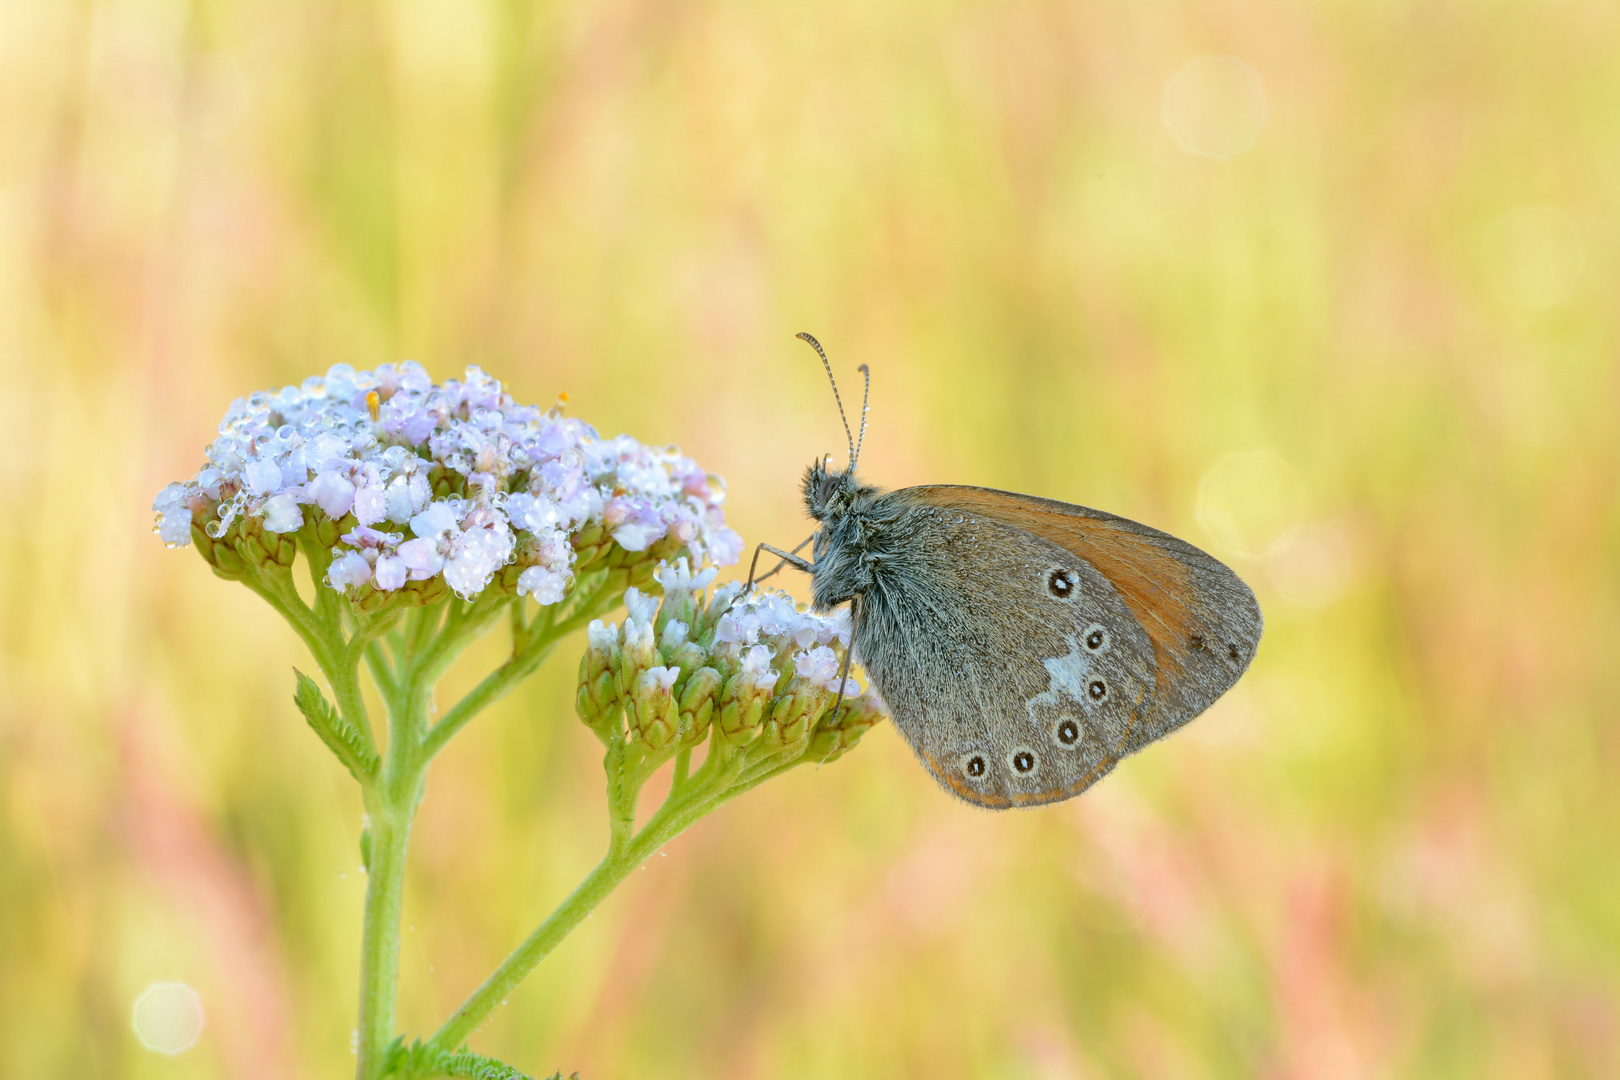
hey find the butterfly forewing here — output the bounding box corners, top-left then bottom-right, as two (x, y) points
(851, 486), (1262, 809)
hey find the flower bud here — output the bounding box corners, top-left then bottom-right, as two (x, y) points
(194, 518), (247, 579)
(715, 645), (778, 746)
(760, 676), (833, 751)
(315, 513), (343, 550)
(676, 667), (722, 749)
(576, 619), (624, 737)
(653, 557), (718, 636)
(806, 693), (885, 762)
(573, 522), (605, 552)
(627, 558), (659, 589)
(630, 666), (681, 751)
(658, 619), (708, 677)
(617, 616), (658, 699)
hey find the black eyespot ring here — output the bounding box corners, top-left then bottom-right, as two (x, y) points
(1055, 718), (1081, 746)
(1083, 624), (1110, 653)
(1010, 748), (1037, 774)
(962, 754), (987, 778)
(1088, 678), (1109, 702)
(1047, 570), (1074, 598)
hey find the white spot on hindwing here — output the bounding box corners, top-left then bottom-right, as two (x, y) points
(1025, 634), (1095, 726)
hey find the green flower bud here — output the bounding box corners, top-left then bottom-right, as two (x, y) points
(652, 557), (718, 640)
(655, 616), (706, 676)
(676, 667), (722, 749)
(761, 677), (833, 751)
(630, 666), (682, 751)
(576, 619), (623, 736)
(315, 514), (342, 549)
(617, 617), (658, 700)
(807, 694), (886, 762)
(572, 522), (605, 551)
(714, 645), (779, 746)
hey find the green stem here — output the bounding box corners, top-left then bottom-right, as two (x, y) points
(424, 756), (756, 1055)
(426, 847), (635, 1053)
(356, 806), (412, 1079)
(420, 643), (556, 761)
(245, 541), (650, 1075)
(354, 610), (434, 1079)
(419, 591), (625, 761)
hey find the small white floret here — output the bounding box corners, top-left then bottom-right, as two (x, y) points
(262, 493), (304, 534)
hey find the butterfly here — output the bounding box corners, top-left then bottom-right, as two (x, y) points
(746, 334), (1263, 809)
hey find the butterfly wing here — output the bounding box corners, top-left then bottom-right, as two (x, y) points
(850, 485), (1261, 809)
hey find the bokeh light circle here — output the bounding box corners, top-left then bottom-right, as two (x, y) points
(1196, 450), (1304, 559)
(1162, 57), (1268, 160)
(131, 982), (205, 1055)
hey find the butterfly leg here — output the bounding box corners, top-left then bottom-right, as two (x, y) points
(744, 535), (814, 592)
(817, 597), (861, 766)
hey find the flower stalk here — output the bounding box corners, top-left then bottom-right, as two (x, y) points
(153, 363), (884, 1079)
(429, 571), (883, 1057)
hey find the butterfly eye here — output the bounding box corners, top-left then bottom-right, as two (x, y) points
(961, 754), (987, 779)
(1054, 718), (1081, 746)
(1083, 624), (1110, 653)
(1087, 678), (1109, 702)
(1047, 570), (1074, 598)
(1009, 748), (1038, 774)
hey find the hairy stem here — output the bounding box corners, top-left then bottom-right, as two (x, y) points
(426, 849), (633, 1054)
(356, 808), (411, 1079)
(424, 746), (765, 1055)
(421, 642), (556, 761)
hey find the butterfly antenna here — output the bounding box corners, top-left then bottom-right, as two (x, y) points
(797, 332), (855, 469)
(852, 363), (870, 470)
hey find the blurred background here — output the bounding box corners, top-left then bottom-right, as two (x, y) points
(2, 1), (1617, 1076)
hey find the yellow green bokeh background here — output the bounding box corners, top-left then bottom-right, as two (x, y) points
(4, 2), (1617, 1076)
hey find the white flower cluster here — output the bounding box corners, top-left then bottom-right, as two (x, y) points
(586, 559), (860, 698)
(153, 362), (744, 602)
(711, 583), (861, 695)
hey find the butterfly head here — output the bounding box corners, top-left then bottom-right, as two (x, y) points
(795, 332), (873, 526)
(802, 455), (870, 522)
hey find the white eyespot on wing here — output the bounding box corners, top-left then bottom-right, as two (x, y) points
(1052, 715), (1082, 746)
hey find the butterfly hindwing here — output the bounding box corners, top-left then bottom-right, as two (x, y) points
(849, 485), (1261, 809)
(848, 492), (1149, 807)
(912, 485), (1264, 744)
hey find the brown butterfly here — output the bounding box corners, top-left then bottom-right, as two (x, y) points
(747, 334), (1263, 808)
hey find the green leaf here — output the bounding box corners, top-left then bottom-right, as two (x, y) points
(386, 1039), (558, 1080)
(292, 668), (380, 782)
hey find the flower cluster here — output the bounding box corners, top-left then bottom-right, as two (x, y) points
(577, 560), (882, 762)
(153, 363), (744, 607)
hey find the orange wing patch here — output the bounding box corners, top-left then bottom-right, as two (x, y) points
(910, 486), (1203, 720)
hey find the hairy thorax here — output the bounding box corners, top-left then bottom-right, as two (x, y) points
(802, 461), (898, 612)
